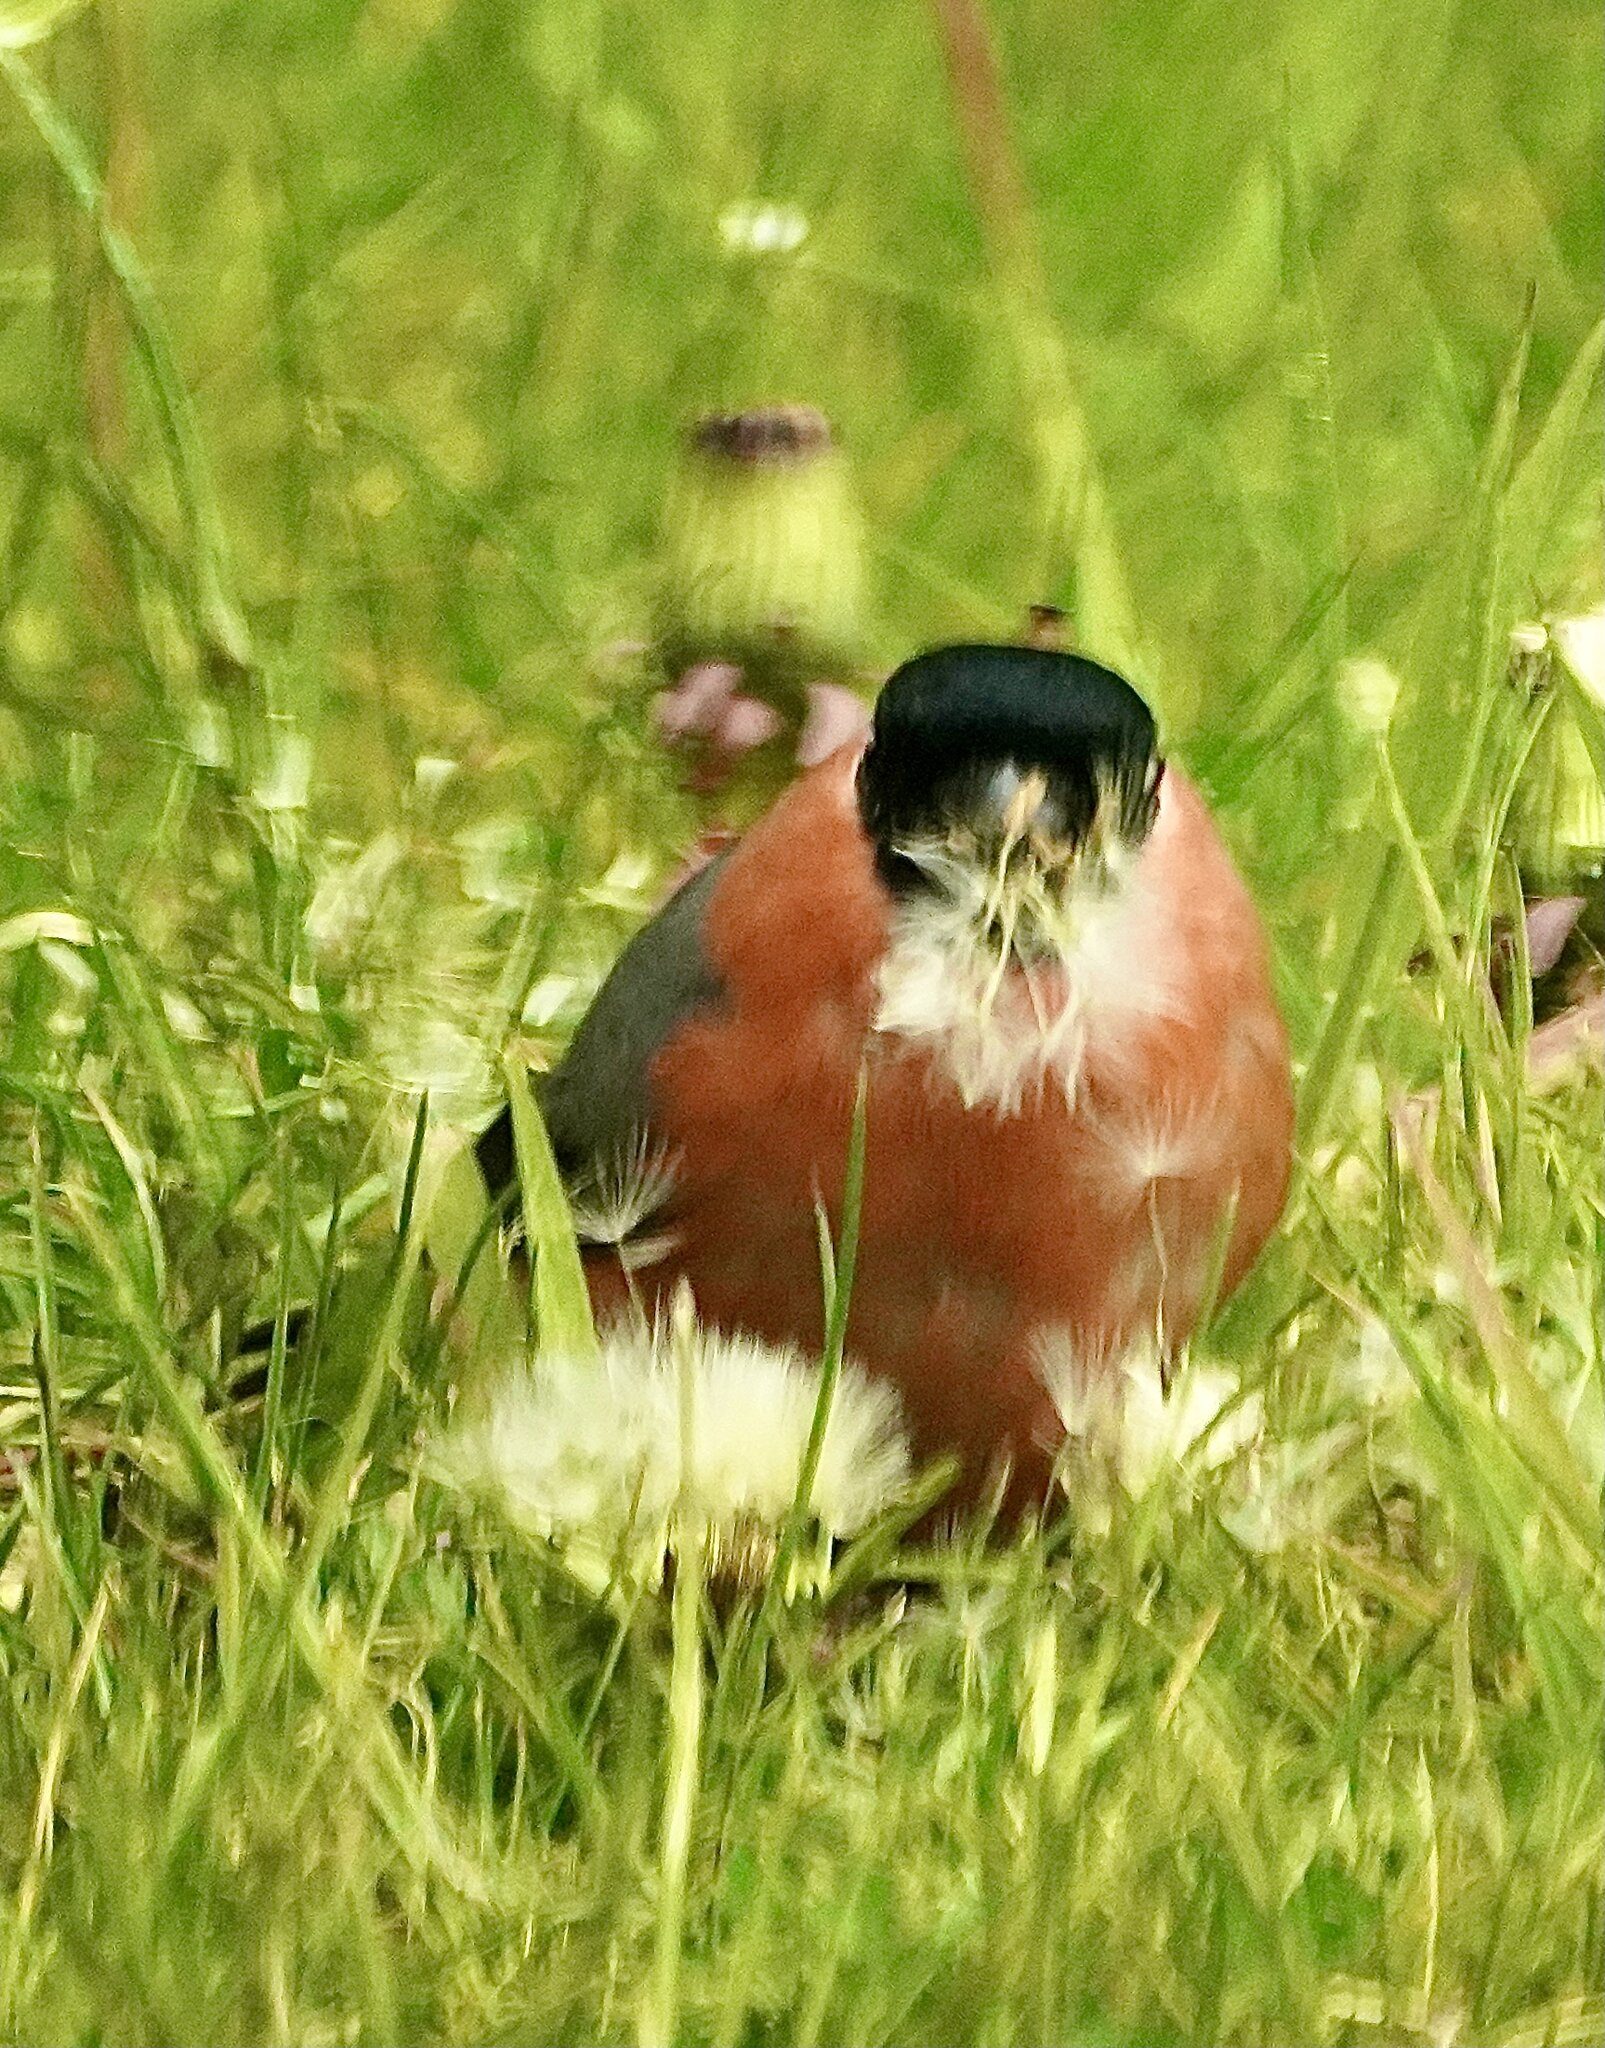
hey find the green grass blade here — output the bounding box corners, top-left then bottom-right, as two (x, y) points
(0, 49), (251, 665)
(499, 1053), (599, 1365)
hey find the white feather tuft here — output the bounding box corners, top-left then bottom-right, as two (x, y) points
(436, 1325), (911, 1573)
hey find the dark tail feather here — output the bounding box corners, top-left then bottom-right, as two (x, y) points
(474, 1103), (517, 1207)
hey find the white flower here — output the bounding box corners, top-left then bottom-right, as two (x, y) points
(1552, 608), (1605, 696)
(1335, 657), (1400, 738)
(718, 201), (809, 255)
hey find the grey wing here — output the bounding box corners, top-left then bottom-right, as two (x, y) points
(475, 852), (729, 1214)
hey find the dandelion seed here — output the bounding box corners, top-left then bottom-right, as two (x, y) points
(565, 1134), (680, 1249)
(1044, 1336), (1261, 1520)
(874, 832), (1176, 1113)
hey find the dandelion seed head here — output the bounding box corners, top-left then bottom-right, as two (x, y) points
(436, 1324), (911, 1579)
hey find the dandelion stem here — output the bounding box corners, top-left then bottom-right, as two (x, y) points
(643, 1509), (705, 2048)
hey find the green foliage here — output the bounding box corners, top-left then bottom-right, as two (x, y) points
(0, 0), (1600, 2042)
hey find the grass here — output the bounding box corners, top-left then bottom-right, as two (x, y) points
(0, 0), (1601, 2041)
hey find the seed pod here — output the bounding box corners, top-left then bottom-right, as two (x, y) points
(656, 405), (868, 710)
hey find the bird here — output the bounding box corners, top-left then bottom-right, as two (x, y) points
(478, 642), (1294, 1517)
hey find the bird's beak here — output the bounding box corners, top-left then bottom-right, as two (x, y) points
(998, 767), (1051, 841)
(983, 765), (1078, 874)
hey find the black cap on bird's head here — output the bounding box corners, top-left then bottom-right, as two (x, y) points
(857, 644), (1163, 895)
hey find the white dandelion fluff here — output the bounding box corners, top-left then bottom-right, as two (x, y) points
(436, 1325), (912, 1580)
(872, 827), (1177, 1115)
(1039, 1332), (1262, 1530)
(564, 1133), (681, 1253)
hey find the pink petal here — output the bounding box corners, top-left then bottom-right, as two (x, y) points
(1525, 896), (1587, 978)
(653, 661), (744, 740)
(715, 695), (784, 753)
(796, 682), (871, 766)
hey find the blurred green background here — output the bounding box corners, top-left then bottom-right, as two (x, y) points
(0, 8), (1601, 2044)
(1, 0), (1598, 778)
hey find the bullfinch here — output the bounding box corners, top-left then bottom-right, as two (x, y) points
(479, 643), (1294, 1513)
